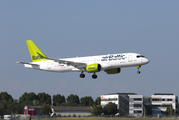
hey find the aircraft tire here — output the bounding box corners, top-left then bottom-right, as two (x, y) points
(80, 74), (85, 78)
(92, 74), (97, 79)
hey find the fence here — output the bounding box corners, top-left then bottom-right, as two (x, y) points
(4, 115), (179, 120)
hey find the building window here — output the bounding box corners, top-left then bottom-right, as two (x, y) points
(152, 98), (173, 101)
(152, 104), (172, 107)
(167, 99), (172, 101)
(101, 98), (117, 101)
(134, 110), (142, 113)
(134, 98), (142, 101)
(134, 104), (142, 107)
(152, 99), (162, 101)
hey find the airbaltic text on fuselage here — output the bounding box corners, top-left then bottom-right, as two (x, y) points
(101, 54), (126, 61)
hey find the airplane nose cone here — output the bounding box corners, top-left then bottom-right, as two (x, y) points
(145, 58), (150, 64)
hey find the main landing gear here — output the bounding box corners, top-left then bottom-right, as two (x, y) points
(80, 72), (85, 78)
(92, 73), (97, 79)
(136, 66), (141, 74)
(80, 72), (98, 79)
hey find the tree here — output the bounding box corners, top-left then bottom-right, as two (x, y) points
(12, 101), (24, 114)
(91, 105), (103, 115)
(32, 100), (40, 106)
(0, 92), (22, 117)
(103, 102), (118, 115)
(0, 92), (25, 117)
(0, 100), (10, 117)
(40, 104), (52, 115)
(95, 97), (101, 105)
(80, 96), (94, 106)
(166, 105), (175, 116)
(37, 92), (51, 105)
(0, 92), (13, 102)
(66, 94), (79, 106)
(53, 94), (65, 106)
(19, 92), (38, 105)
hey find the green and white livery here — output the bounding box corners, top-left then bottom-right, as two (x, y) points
(17, 40), (150, 79)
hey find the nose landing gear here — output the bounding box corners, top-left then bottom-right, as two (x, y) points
(136, 66), (141, 74)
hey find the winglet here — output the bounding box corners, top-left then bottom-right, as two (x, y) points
(26, 40), (49, 62)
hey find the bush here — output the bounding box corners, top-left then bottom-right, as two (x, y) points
(40, 104), (52, 115)
(91, 105), (103, 115)
(103, 102), (118, 115)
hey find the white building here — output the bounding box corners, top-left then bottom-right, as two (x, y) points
(151, 93), (178, 115)
(101, 93), (136, 115)
(129, 95), (151, 117)
(101, 93), (178, 116)
(129, 95), (143, 117)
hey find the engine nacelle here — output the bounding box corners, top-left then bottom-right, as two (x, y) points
(86, 63), (101, 73)
(105, 68), (121, 74)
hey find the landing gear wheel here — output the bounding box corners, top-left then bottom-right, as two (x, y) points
(92, 74), (97, 79)
(80, 73), (85, 78)
(137, 71), (141, 74)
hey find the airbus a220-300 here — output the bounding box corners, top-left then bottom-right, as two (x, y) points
(17, 40), (150, 79)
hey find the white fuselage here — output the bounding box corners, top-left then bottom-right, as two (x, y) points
(24, 53), (149, 73)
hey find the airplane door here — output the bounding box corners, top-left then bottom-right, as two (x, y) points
(128, 55), (132, 62)
(47, 61), (51, 69)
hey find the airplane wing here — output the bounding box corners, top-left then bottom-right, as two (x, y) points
(46, 57), (87, 69)
(38, 52), (87, 69)
(17, 62), (39, 66)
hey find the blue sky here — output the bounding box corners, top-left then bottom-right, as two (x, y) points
(0, 0), (179, 100)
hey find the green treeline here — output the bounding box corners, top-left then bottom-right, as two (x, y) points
(17, 92), (101, 107)
(1, 92), (176, 117)
(0, 92), (103, 117)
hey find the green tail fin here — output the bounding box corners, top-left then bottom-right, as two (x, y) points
(26, 40), (48, 62)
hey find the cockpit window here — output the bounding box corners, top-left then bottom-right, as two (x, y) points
(136, 55), (145, 58)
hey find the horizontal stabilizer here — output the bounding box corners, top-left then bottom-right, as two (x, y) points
(16, 62), (39, 66)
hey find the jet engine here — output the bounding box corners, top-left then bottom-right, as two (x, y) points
(86, 63), (101, 73)
(105, 68), (121, 74)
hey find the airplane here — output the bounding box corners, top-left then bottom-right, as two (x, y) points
(17, 40), (150, 79)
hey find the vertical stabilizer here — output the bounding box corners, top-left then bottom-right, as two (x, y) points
(26, 40), (48, 62)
